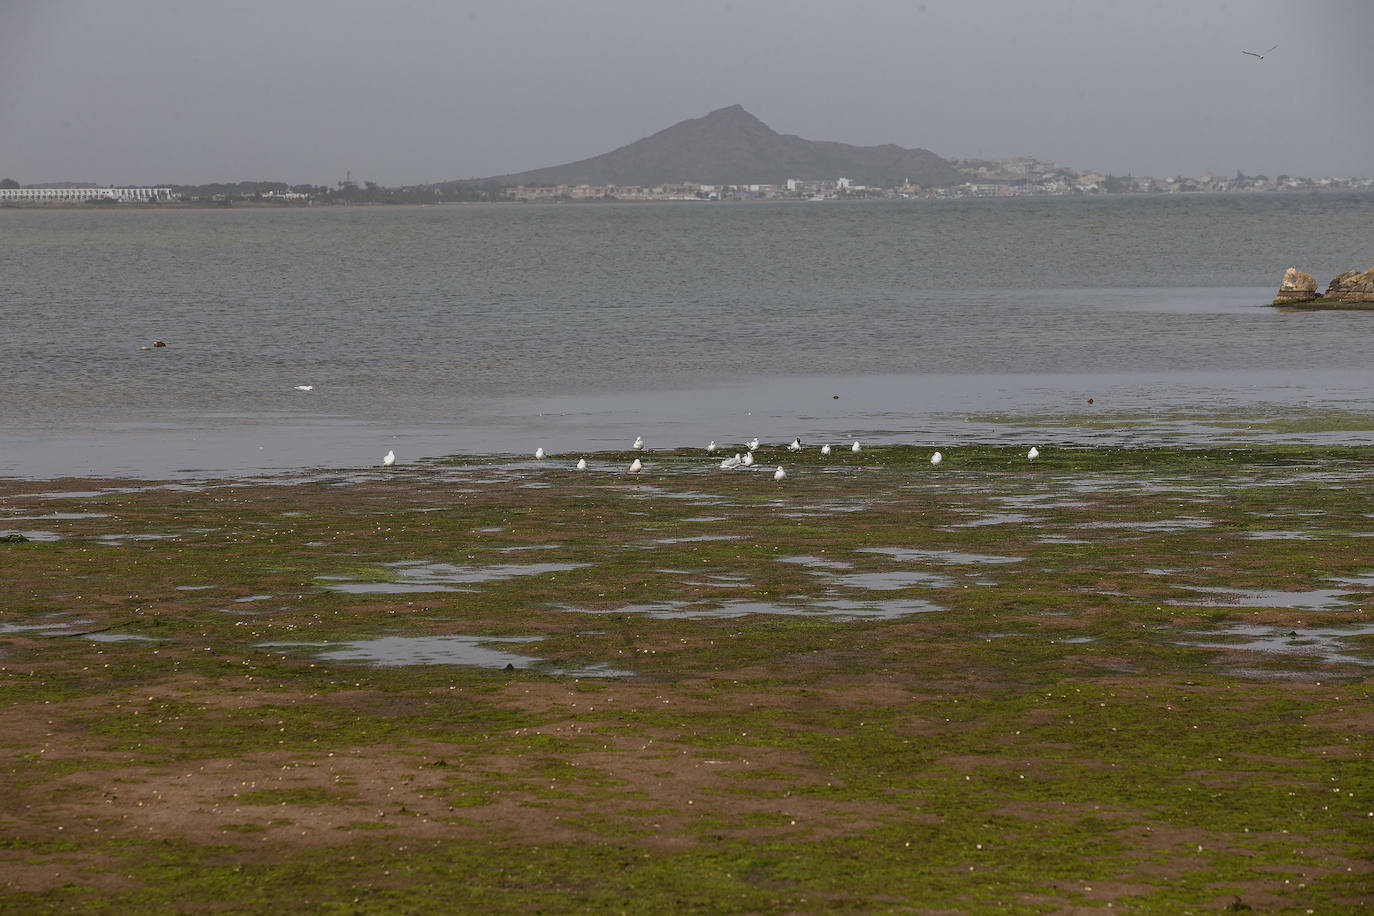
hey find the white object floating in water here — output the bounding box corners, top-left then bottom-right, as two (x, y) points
(852, 441), (861, 453)
(382, 450), (396, 467)
(787, 438), (802, 452)
(930, 451), (943, 466)
(720, 453), (742, 470)
(1027, 446), (1040, 460)
(629, 458), (643, 474)
(774, 466), (787, 481)
(293, 385), (313, 391)
(747, 438), (760, 451)
(534, 447), (545, 460)
(742, 451), (755, 466)
(576, 458), (587, 471)
(632, 436), (644, 450)
(820, 444), (831, 456)
(707, 440), (717, 453)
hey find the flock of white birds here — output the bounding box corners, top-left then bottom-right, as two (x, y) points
(378, 438), (1043, 478)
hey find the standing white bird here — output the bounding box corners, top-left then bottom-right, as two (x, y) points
(773, 466), (786, 481)
(534, 447), (545, 460)
(747, 438), (760, 451)
(632, 436), (644, 450)
(382, 450), (396, 467)
(820, 444), (832, 456)
(852, 441), (861, 454)
(576, 458), (587, 470)
(742, 451), (755, 466)
(629, 458), (642, 474)
(720, 453), (742, 469)
(787, 438), (802, 452)
(930, 451), (943, 466)
(1241, 44), (1278, 59)
(1027, 446), (1040, 460)
(707, 440), (718, 453)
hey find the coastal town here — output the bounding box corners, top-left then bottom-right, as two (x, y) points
(1, 159), (1371, 206)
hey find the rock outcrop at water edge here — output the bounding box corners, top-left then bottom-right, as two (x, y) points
(1323, 266), (1374, 303)
(1272, 267), (1318, 304)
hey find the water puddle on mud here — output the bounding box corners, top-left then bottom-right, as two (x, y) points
(1079, 518), (1214, 533)
(561, 595), (942, 621)
(948, 512), (1039, 528)
(86, 633), (162, 643)
(1177, 624), (1374, 668)
(4, 512), (111, 521)
(642, 534), (740, 548)
(256, 635), (631, 676)
(779, 555), (853, 570)
(831, 570), (956, 590)
(317, 560), (588, 593)
(0, 529), (62, 541)
(1170, 585), (1355, 611)
(857, 547), (1023, 565)
(0, 616), (96, 635)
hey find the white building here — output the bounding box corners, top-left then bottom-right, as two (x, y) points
(0, 186), (175, 203)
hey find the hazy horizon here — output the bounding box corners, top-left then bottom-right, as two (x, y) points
(2, 0), (1370, 187)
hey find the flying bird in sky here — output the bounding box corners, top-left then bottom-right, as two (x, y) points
(1241, 44), (1277, 59)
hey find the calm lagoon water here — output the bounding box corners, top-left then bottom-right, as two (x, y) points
(2, 193), (1372, 478)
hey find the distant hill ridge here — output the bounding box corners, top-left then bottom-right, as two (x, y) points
(477, 104), (961, 189)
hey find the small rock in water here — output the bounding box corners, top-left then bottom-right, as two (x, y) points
(1273, 266), (1319, 304)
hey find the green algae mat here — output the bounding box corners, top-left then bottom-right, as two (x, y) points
(2, 445), (1372, 912)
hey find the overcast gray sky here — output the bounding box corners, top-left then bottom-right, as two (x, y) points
(1, 0), (1370, 186)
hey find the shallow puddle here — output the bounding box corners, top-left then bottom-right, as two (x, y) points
(86, 633), (163, 643)
(857, 547), (1023, 565)
(256, 635), (630, 676)
(0, 529), (62, 541)
(830, 570), (955, 590)
(318, 560), (588, 593)
(4, 512), (111, 521)
(561, 595), (941, 620)
(1170, 585), (1355, 611)
(0, 616), (96, 635)
(948, 512), (1039, 528)
(1079, 518), (1214, 532)
(1177, 623), (1374, 668)
(643, 534), (740, 547)
(778, 554), (853, 570)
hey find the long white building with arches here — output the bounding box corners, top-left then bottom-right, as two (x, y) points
(0, 186), (175, 203)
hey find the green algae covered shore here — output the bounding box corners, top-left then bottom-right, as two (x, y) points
(3, 445), (1373, 912)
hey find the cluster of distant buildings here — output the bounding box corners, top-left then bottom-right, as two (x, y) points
(3, 162), (1371, 207)
(0, 185), (176, 203)
(506, 164), (1374, 203)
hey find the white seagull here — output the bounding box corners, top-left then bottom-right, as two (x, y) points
(629, 457), (643, 474)
(821, 444), (832, 456)
(930, 451), (943, 466)
(747, 438), (760, 451)
(707, 440), (718, 453)
(293, 385), (313, 391)
(576, 458), (587, 470)
(632, 436), (644, 450)
(787, 438), (802, 452)
(1027, 446), (1040, 460)
(742, 451), (755, 466)
(773, 466), (787, 482)
(720, 453), (743, 470)
(534, 447), (545, 460)
(1241, 44), (1277, 59)
(851, 441), (861, 454)
(382, 450), (396, 467)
